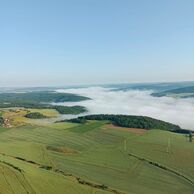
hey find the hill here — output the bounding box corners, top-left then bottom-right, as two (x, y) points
(68, 114), (181, 132)
(110, 81), (194, 92)
(0, 91), (89, 105)
(152, 86), (194, 98)
(0, 117), (193, 194)
(0, 91), (89, 115)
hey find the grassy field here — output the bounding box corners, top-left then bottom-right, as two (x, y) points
(0, 109), (193, 193)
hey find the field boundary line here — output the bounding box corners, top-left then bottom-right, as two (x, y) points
(0, 152), (127, 194)
(128, 152), (194, 186)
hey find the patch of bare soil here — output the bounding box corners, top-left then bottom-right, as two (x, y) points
(46, 146), (78, 154)
(105, 124), (147, 134)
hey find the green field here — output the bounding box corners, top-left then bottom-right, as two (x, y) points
(0, 110), (193, 193)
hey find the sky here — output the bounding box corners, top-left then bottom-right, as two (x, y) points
(0, 0), (194, 86)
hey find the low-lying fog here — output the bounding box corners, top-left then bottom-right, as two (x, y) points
(55, 87), (194, 130)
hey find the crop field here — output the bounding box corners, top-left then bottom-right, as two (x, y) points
(0, 109), (193, 193)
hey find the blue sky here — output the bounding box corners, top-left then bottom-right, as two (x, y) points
(0, 0), (194, 86)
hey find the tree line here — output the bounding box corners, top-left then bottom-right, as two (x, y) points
(69, 114), (181, 131)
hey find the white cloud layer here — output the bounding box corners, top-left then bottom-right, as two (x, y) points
(56, 87), (194, 130)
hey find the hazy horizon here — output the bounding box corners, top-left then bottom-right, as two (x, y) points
(0, 80), (194, 89)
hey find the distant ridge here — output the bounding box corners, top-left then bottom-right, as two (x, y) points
(152, 86), (194, 98)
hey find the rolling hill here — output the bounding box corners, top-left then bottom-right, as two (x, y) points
(152, 86), (194, 98)
(68, 114), (181, 132)
(0, 112), (193, 194)
(0, 91), (89, 114)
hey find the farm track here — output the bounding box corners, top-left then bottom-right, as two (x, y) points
(1, 166), (16, 194)
(128, 152), (194, 187)
(129, 160), (143, 178)
(41, 146), (57, 170)
(0, 161), (36, 194)
(0, 152), (127, 194)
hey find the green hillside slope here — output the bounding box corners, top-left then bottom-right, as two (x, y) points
(0, 117), (193, 193)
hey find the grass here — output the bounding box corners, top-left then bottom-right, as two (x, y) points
(68, 121), (107, 133)
(0, 109), (193, 193)
(0, 154), (111, 194)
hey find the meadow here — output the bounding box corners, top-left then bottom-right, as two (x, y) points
(0, 108), (193, 193)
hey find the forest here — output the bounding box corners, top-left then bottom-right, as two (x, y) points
(69, 114), (181, 131)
